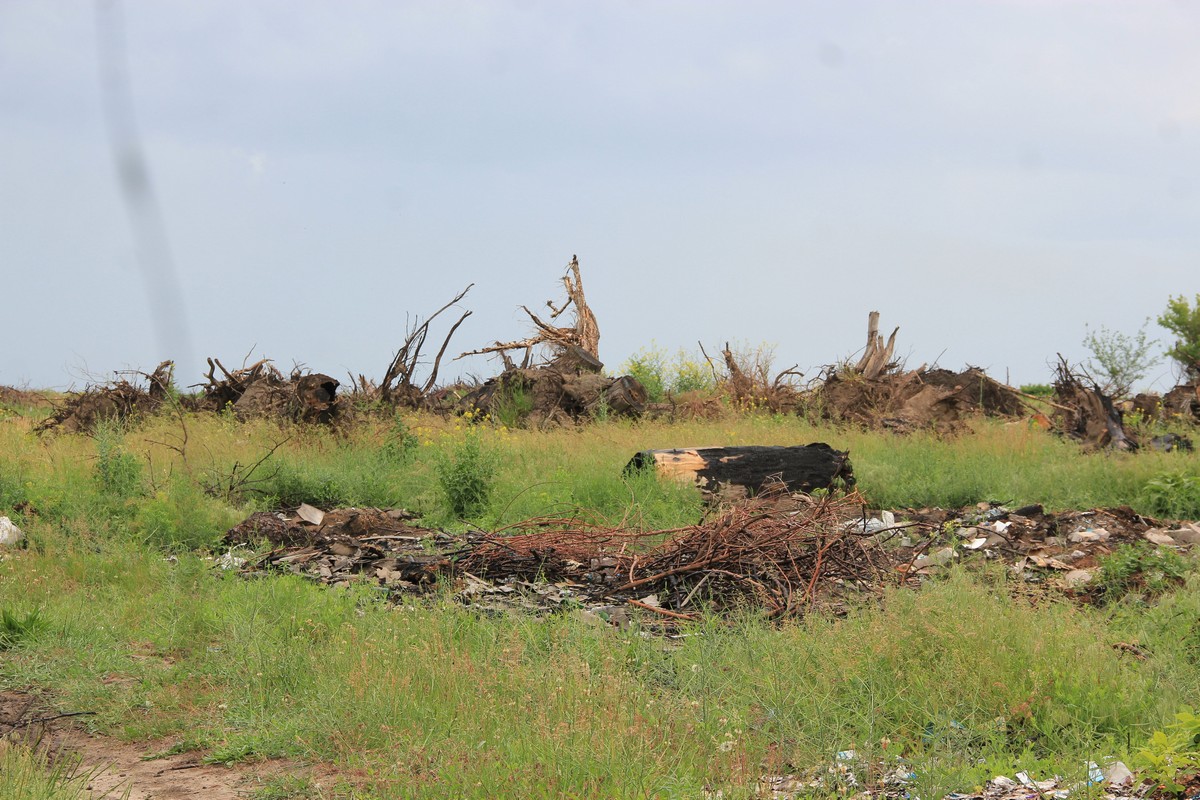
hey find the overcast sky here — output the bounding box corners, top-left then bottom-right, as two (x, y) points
(2, 1), (1197, 391)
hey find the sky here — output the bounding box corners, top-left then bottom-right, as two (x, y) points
(2, 1), (1198, 392)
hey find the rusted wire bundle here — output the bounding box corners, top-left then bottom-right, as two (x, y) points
(460, 492), (890, 617)
(459, 513), (652, 582)
(617, 492), (887, 616)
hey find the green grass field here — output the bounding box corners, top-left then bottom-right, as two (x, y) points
(1, 399), (1199, 798)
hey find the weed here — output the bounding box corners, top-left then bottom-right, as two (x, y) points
(435, 433), (497, 518)
(1141, 472), (1200, 520)
(1097, 544), (1191, 604)
(134, 480), (238, 550)
(380, 414), (419, 463)
(0, 607), (47, 650)
(490, 382), (534, 429)
(93, 423), (143, 500)
(249, 775), (320, 799)
(0, 740), (98, 799)
(264, 463), (351, 509)
(1133, 707), (1200, 794)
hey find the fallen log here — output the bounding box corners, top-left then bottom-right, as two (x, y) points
(624, 443), (854, 498)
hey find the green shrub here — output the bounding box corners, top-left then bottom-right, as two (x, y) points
(1019, 384), (1054, 397)
(1141, 472), (1200, 519)
(671, 351), (716, 395)
(622, 345), (669, 403)
(435, 434), (497, 519)
(1158, 294), (1200, 380)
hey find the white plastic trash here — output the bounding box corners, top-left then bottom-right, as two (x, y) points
(0, 516), (24, 547)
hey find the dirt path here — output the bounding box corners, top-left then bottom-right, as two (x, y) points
(1, 691), (306, 799)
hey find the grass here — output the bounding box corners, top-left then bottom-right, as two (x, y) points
(0, 739), (99, 799)
(1, 402), (1198, 796)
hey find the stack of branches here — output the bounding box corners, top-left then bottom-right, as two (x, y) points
(191, 357), (340, 424)
(460, 255), (601, 372)
(370, 284), (474, 408)
(1052, 355), (1137, 451)
(461, 491), (890, 618)
(703, 341), (804, 413)
(36, 361), (174, 434)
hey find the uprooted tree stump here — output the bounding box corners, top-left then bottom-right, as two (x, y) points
(1053, 356), (1136, 451)
(456, 255), (649, 425)
(36, 361), (174, 434)
(191, 358), (341, 424)
(1163, 382), (1200, 423)
(459, 255), (599, 371)
(625, 443), (855, 500)
(813, 366), (1026, 433)
(460, 369), (647, 427)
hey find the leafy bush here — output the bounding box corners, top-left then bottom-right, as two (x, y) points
(622, 345), (669, 403)
(671, 353), (716, 395)
(435, 434), (497, 519)
(380, 414), (420, 463)
(1082, 321), (1159, 398)
(1141, 472), (1200, 520)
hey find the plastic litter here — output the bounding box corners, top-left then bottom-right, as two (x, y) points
(0, 516), (24, 547)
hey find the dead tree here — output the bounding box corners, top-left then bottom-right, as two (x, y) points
(459, 255), (602, 372)
(380, 284), (474, 406)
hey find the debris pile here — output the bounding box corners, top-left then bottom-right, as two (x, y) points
(228, 491), (1200, 620)
(0, 387), (45, 410)
(459, 369), (647, 426)
(233, 492), (892, 619)
(228, 505), (452, 593)
(758, 756), (1143, 800)
(894, 501), (1199, 600)
(35, 361), (174, 434)
(190, 358), (340, 424)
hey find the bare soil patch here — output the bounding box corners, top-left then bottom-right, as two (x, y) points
(1, 690), (310, 799)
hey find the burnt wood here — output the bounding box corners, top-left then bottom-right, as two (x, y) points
(624, 443), (854, 496)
